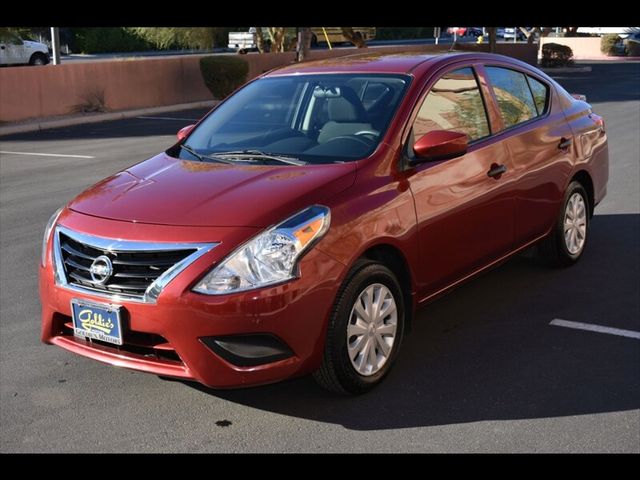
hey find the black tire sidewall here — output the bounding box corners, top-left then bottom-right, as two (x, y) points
(30, 53), (46, 65)
(329, 263), (405, 393)
(556, 181), (590, 262)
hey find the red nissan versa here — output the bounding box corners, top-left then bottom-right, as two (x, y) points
(40, 52), (608, 394)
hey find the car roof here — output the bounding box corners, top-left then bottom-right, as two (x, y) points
(264, 51), (531, 77)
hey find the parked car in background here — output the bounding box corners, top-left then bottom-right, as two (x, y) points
(447, 27), (483, 38)
(40, 52), (608, 394)
(503, 27), (527, 41)
(621, 31), (640, 53)
(0, 30), (49, 66)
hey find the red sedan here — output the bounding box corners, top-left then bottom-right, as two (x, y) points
(40, 52), (608, 394)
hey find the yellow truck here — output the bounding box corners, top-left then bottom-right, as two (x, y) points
(310, 27), (377, 46)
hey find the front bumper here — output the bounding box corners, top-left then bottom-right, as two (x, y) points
(40, 212), (345, 388)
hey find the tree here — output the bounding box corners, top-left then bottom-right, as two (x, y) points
(296, 27), (312, 62)
(519, 27), (555, 44)
(266, 27), (287, 53)
(486, 27), (497, 52)
(254, 26), (268, 53)
(340, 27), (367, 48)
(130, 27), (220, 50)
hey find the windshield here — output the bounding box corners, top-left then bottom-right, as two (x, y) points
(174, 74), (410, 165)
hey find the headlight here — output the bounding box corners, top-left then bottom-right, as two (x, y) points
(41, 206), (64, 267)
(193, 205), (330, 295)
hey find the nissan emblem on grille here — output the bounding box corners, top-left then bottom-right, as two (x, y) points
(89, 255), (113, 285)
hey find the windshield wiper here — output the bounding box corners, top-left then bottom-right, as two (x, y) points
(179, 144), (235, 165)
(212, 150), (306, 166)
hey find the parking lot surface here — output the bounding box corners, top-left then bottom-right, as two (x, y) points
(1, 62), (638, 453)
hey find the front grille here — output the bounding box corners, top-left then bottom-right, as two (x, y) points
(59, 232), (196, 299)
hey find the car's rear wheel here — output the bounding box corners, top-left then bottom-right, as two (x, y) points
(29, 53), (48, 65)
(313, 260), (405, 395)
(539, 181), (590, 267)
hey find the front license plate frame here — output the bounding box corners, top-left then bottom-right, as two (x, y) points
(71, 299), (123, 346)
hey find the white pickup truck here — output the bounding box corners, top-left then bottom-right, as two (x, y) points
(228, 28), (262, 52)
(0, 30), (50, 66)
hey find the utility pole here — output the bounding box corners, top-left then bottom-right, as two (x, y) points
(50, 27), (61, 65)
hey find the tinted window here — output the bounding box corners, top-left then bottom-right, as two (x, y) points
(412, 67), (490, 143)
(526, 75), (549, 115)
(485, 67), (538, 128)
(180, 74), (409, 164)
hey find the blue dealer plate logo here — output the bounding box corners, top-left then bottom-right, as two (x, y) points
(71, 300), (123, 346)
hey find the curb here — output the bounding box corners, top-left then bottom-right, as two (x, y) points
(540, 66), (592, 73)
(0, 100), (218, 136)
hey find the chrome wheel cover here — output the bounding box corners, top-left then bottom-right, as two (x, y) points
(347, 283), (398, 376)
(564, 192), (587, 255)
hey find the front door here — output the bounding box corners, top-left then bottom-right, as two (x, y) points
(406, 66), (516, 299)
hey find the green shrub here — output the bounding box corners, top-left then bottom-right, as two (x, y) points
(199, 56), (249, 99)
(541, 43), (574, 67)
(626, 39), (640, 56)
(73, 28), (153, 54)
(600, 34), (621, 56)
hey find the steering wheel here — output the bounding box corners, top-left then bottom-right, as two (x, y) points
(354, 130), (380, 137)
(323, 135), (373, 148)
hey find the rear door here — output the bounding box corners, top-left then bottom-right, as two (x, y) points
(480, 65), (574, 245)
(406, 65), (516, 298)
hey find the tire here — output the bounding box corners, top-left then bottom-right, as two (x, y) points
(313, 260), (405, 395)
(29, 53), (48, 66)
(539, 181), (590, 267)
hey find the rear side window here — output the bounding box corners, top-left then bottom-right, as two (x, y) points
(526, 75), (549, 115)
(485, 66), (538, 128)
(412, 67), (490, 142)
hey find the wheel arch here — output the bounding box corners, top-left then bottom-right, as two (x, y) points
(358, 243), (415, 333)
(570, 170), (595, 218)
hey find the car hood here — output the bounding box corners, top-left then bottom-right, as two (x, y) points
(24, 40), (47, 49)
(68, 153), (357, 227)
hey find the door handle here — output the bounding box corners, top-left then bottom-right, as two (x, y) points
(558, 137), (572, 150)
(487, 163), (507, 179)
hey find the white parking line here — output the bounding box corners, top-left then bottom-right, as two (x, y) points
(136, 116), (199, 121)
(550, 319), (640, 339)
(0, 150), (94, 159)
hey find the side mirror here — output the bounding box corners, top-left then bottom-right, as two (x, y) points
(411, 130), (468, 163)
(177, 124), (196, 141)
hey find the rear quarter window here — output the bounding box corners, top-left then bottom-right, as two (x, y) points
(526, 75), (550, 115)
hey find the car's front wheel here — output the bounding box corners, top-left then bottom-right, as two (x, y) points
(313, 260), (405, 394)
(29, 53), (48, 65)
(540, 181), (590, 267)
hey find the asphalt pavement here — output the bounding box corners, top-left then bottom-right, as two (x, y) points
(0, 62), (638, 453)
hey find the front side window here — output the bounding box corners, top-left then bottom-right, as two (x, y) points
(485, 66), (538, 128)
(411, 67), (490, 145)
(177, 74), (410, 165)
